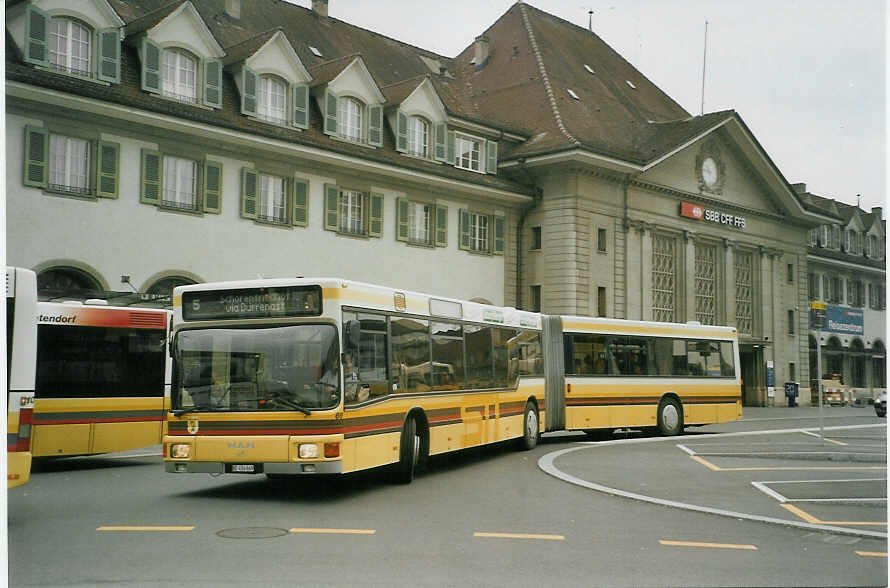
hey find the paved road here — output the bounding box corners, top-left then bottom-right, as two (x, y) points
(8, 407), (888, 587)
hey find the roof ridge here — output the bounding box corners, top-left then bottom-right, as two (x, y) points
(518, 3), (580, 147)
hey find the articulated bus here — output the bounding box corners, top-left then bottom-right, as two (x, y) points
(7, 267), (38, 488)
(31, 301), (171, 457)
(164, 278), (741, 483)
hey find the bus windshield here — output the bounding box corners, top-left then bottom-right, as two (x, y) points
(174, 325), (340, 413)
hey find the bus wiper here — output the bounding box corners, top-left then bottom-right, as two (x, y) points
(266, 395), (311, 415)
(172, 406), (201, 417)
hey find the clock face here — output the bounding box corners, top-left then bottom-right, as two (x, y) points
(702, 157), (718, 187)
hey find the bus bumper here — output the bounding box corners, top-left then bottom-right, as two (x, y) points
(164, 460), (343, 475)
(7, 451), (32, 488)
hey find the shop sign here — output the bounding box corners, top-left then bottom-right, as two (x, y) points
(822, 305), (864, 335)
(679, 201), (746, 230)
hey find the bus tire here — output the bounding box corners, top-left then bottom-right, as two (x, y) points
(656, 397), (683, 436)
(519, 402), (539, 450)
(394, 417), (420, 484)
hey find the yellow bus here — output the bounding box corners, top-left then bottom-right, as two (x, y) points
(7, 267), (37, 488)
(31, 301), (171, 457)
(164, 278), (740, 483)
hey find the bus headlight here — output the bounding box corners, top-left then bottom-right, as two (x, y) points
(170, 444), (191, 458)
(298, 444), (319, 459)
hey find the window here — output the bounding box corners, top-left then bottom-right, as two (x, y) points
(455, 135), (482, 172)
(258, 174), (287, 223)
(339, 189), (364, 234)
(786, 263), (794, 284)
(734, 251), (753, 335)
(694, 244), (716, 325)
(323, 184), (382, 237)
(848, 280), (864, 308)
(808, 229), (818, 247)
(529, 285), (541, 312)
(431, 322), (464, 390)
(49, 18), (90, 76)
(531, 226), (542, 250)
(787, 309), (795, 335)
(458, 210), (504, 255)
(48, 134), (90, 195)
(162, 155), (198, 211)
(390, 316), (430, 394)
(470, 213), (488, 251)
(257, 76), (287, 124)
(808, 272), (819, 301)
(597, 287), (606, 317)
(789, 362), (796, 382)
(342, 312), (388, 404)
(407, 116), (429, 158)
(407, 201), (431, 244)
(162, 49), (198, 103)
(597, 228), (608, 252)
(652, 234), (677, 323)
(869, 283), (886, 310)
(338, 97), (364, 142)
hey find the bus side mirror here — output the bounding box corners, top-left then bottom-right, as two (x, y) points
(345, 320), (361, 350)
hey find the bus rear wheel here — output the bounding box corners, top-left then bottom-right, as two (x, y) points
(518, 402), (539, 450)
(393, 417), (420, 484)
(656, 397), (683, 436)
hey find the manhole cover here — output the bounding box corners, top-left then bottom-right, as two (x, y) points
(216, 527), (289, 539)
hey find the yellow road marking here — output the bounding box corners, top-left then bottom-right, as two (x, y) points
(781, 504), (888, 527)
(660, 540), (757, 551)
(855, 551), (888, 558)
(474, 532), (565, 541)
(97, 526), (194, 531)
(822, 437), (848, 447)
(289, 528), (376, 535)
(691, 455), (886, 472)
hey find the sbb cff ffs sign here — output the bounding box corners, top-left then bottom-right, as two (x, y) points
(680, 202), (746, 230)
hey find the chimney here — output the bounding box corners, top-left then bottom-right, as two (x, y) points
(791, 182), (806, 194)
(225, 0), (240, 19)
(473, 35), (490, 68)
(872, 207), (883, 220)
(312, 0), (329, 18)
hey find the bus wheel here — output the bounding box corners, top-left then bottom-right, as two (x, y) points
(519, 402), (539, 450)
(394, 417), (420, 484)
(657, 397), (683, 436)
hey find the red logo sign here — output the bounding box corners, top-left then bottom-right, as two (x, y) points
(680, 202), (704, 220)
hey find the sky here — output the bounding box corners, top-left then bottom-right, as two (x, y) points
(289, 0), (887, 213)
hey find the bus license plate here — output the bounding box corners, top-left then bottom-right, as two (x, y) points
(231, 464), (256, 473)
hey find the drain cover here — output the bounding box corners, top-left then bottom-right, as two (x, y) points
(216, 527), (289, 539)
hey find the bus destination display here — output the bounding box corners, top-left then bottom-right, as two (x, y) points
(182, 286), (322, 320)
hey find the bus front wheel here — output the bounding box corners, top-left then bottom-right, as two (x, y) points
(393, 417), (420, 484)
(656, 397), (683, 436)
(519, 402), (539, 450)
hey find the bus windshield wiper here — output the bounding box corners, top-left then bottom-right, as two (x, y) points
(172, 406), (201, 417)
(266, 395), (311, 415)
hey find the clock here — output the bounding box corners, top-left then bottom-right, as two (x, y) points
(701, 157), (718, 187)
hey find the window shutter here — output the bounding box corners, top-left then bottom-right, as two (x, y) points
(141, 38), (162, 94)
(493, 215), (505, 255)
(396, 110), (408, 153)
(140, 149), (162, 204)
(434, 122), (447, 161)
(435, 205), (448, 247)
(292, 84), (309, 129)
(396, 198), (409, 242)
(96, 141), (120, 198)
(324, 90), (338, 135)
(98, 29), (121, 83)
(324, 184), (339, 231)
(292, 178), (308, 226)
(369, 192), (384, 237)
(203, 60), (222, 108)
(241, 67), (257, 116)
(24, 4), (49, 66)
(240, 167), (257, 219)
(459, 209), (471, 251)
(820, 226), (828, 247)
(368, 105), (383, 147)
(23, 125), (48, 188)
(486, 140), (498, 174)
(446, 131), (456, 164)
(202, 160), (222, 213)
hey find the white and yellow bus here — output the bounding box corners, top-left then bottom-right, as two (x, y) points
(31, 301), (171, 457)
(164, 278), (741, 483)
(7, 267), (38, 488)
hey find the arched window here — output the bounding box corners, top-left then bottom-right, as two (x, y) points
(163, 49), (198, 103)
(407, 116), (429, 158)
(37, 267), (101, 296)
(258, 75), (287, 124)
(49, 18), (91, 76)
(146, 276), (196, 303)
(872, 341), (886, 388)
(338, 97), (363, 142)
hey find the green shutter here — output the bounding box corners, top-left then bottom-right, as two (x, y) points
(434, 122), (447, 161)
(241, 67), (257, 116)
(435, 205), (448, 247)
(447, 131), (456, 164)
(368, 105), (383, 147)
(396, 198), (409, 242)
(292, 178), (308, 226)
(396, 110), (408, 153)
(203, 160), (223, 213)
(240, 167), (257, 219)
(324, 90), (338, 135)
(486, 140), (498, 174)
(493, 215), (505, 255)
(203, 60), (222, 108)
(140, 149), (162, 204)
(292, 84), (309, 129)
(96, 141), (120, 198)
(98, 28), (121, 83)
(23, 125), (48, 188)
(24, 4), (49, 66)
(324, 184), (339, 231)
(369, 192), (384, 237)
(459, 209), (471, 251)
(141, 38), (161, 93)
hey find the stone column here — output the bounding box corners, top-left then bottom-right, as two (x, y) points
(640, 223), (653, 322)
(723, 239), (736, 328)
(684, 230), (696, 323)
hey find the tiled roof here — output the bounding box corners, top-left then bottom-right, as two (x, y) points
(807, 245), (886, 270)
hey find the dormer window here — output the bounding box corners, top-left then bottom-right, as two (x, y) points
(49, 18), (91, 77)
(162, 49), (198, 103)
(338, 97), (365, 142)
(407, 116), (430, 158)
(455, 134), (482, 172)
(257, 75), (287, 125)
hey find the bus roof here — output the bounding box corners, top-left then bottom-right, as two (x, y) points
(560, 314), (738, 340)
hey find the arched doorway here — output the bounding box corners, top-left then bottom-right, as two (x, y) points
(872, 340), (886, 391)
(824, 336), (843, 382)
(37, 266), (102, 298)
(849, 339), (866, 388)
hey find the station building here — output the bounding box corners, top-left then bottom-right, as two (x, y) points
(6, 0), (875, 405)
